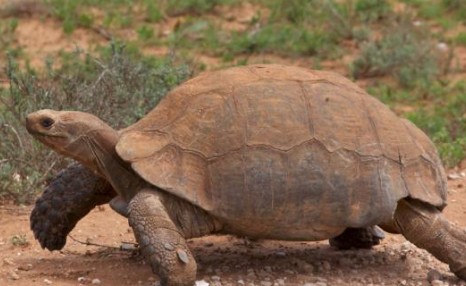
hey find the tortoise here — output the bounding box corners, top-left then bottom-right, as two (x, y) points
(26, 64), (466, 285)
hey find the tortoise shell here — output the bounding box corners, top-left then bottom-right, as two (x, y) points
(116, 64), (447, 239)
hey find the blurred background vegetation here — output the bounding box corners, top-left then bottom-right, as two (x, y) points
(0, 0), (465, 204)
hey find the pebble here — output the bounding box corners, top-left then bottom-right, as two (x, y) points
(195, 280), (210, 286)
(92, 278), (101, 284)
(448, 173), (460, 180)
(3, 258), (15, 265)
(211, 276), (221, 281)
(78, 276), (87, 283)
(322, 261), (331, 271)
(260, 281), (272, 286)
(44, 278), (53, 285)
(18, 263), (33, 271)
(274, 251), (286, 257)
(427, 269), (443, 283)
(436, 42), (449, 52)
(9, 270), (19, 280)
(431, 280), (444, 286)
(275, 279), (285, 286)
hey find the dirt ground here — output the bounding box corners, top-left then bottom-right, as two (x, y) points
(2, 1), (466, 286)
(1, 172), (466, 286)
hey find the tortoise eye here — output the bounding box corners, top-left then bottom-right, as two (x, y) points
(40, 117), (54, 128)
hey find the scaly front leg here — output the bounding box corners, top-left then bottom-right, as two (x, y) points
(128, 189), (197, 286)
(31, 163), (116, 250)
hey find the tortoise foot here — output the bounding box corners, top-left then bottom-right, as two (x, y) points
(329, 226), (385, 250)
(129, 189), (196, 286)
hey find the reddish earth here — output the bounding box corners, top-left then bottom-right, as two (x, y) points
(1, 172), (466, 286)
(2, 2), (466, 286)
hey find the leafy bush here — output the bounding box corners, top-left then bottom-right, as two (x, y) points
(406, 82), (466, 167)
(0, 42), (190, 203)
(165, 0), (238, 16)
(350, 17), (444, 88)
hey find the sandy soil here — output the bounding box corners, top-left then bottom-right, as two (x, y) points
(1, 173), (466, 286)
(2, 2), (466, 286)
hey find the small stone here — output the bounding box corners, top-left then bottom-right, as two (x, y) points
(120, 242), (137, 251)
(237, 279), (245, 285)
(448, 173), (462, 180)
(274, 251), (286, 257)
(211, 276), (221, 281)
(44, 278), (53, 284)
(431, 280), (444, 286)
(78, 276), (87, 283)
(399, 280), (407, 285)
(436, 42), (449, 52)
(260, 281), (272, 286)
(18, 264), (33, 271)
(322, 261), (331, 271)
(3, 258), (15, 265)
(9, 270), (20, 280)
(92, 278), (101, 284)
(275, 279), (285, 286)
(195, 280), (210, 286)
(427, 269), (443, 283)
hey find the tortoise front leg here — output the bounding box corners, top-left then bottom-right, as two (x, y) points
(31, 163), (116, 250)
(394, 198), (466, 279)
(128, 189), (197, 286)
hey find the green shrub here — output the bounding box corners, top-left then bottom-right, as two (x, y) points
(0, 42), (190, 203)
(227, 24), (335, 58)
(165, 0), (237, 16)
(351, 17), (442, 88)
(406, 82), (466, 167)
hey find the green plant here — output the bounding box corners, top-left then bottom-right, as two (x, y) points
(227, 24), (335, 58)
(10, 234), (30, 247)
(165, 0), (237, 16)
(351, 17), (442, 88)
(137, 25), (154, 41)
(355, 0), (392, 22)
(442, 0), (466, 23)
(0, 18), (19, 52)
(46, 0), (95, 34)
(455, 32), (466, 46)
(406, 82), (466, 167)
(0, 42), (190, 203)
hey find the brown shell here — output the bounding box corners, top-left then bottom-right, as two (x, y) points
(116, 64), (447, 237)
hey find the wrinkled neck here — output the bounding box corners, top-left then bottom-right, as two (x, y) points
(71, 127), (144, 201)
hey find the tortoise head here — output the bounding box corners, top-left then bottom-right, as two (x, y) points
(26, 109), (119, 175)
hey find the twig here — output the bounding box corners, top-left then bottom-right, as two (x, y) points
(2, 124), (24, 152)
(91, 26), (113, 41)
(68, 235), (139, 252)
(68, 234), (119, 249)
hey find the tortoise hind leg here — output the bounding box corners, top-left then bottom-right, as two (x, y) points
(394, 198), (466, 280)
(329, 226), (385, 250)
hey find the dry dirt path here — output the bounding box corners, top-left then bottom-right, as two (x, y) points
(2, 173), (466, 286)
